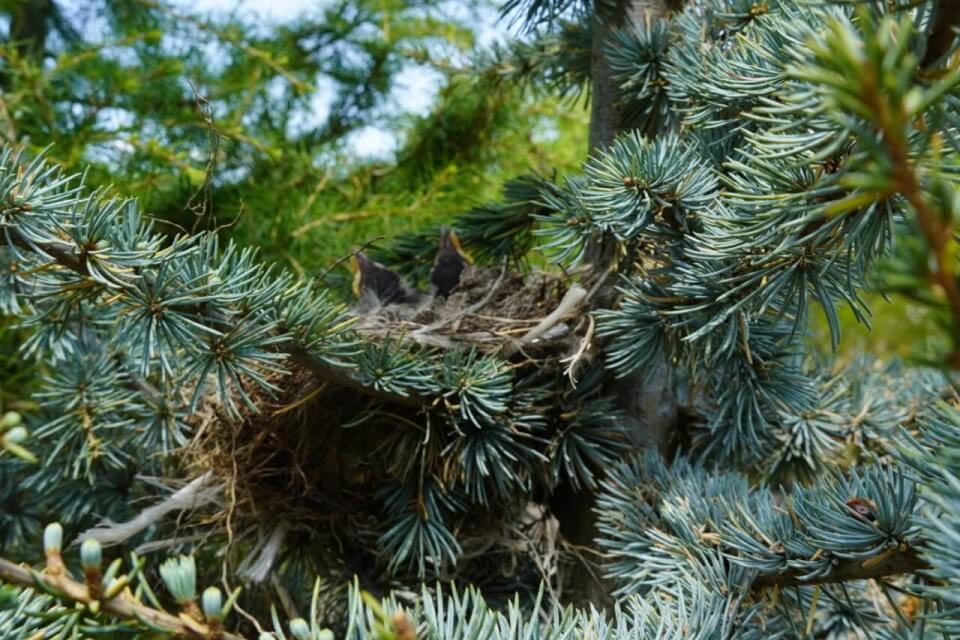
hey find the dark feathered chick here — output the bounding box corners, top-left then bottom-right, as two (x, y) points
(350, 251), (414, 306)
(430, 227), (472, 298)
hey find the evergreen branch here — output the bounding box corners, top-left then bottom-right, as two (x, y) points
(8, 229), (87, 275)
(853, 52), (960, 358)
(789, 8), (960, 363)
(0, 556), (248, 640)
(751, 547), (928, 590)
(2, 190), (429, 410)
(286, 346), (426, 408)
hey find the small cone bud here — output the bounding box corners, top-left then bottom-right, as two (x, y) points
(4, 426), (27, 444)
(43, 523), (63, 555)
(0, 411), (21, 430)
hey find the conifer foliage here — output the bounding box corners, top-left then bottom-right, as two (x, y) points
(2, 0), (960, 639)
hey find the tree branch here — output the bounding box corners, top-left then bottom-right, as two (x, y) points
(7, 224), (430, 410)
(285, 347), (427, 408)
(861, 61), (960, 363)
(0, 556), (248, 640)
(751, 547), (929, 591)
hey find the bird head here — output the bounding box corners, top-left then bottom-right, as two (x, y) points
(439, 227), (473, 264)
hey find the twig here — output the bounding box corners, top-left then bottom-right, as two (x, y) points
(292, 210), (393, 237)
(184, 78), (222, 227)
(78, 473), (222, 547)
(584, 261), (616, 305)
(316, 236), (385, 282)
(502, 284), (587, 357)
(561, 314), (595, 386)
(0, 94), (16, 142)
(0, 556), (248, 640)
(133, 532), (211, 555)
(293, 170), (332, 224)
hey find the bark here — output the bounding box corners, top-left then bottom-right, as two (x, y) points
(587, 13), (620, 152)
(7, 0), (53, 60)
(588, 0), (673, 151)
(588, 0), (679, 456)
(553, 0), (678, 576)
(921, 0), (960, 68)
(751, 547), (928, 591)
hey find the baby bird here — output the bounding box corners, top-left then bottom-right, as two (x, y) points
(429, 227), (472, 298)
(350, 251), (419, 308)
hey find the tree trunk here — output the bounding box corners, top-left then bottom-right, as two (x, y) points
(588, 0), (673, 150)
(922, 0), (960, 68)
(551, 0), (678, 609)
(588, 0), (678, 455)
(587, 15), (619, 152)
(7, 0), (53, 60)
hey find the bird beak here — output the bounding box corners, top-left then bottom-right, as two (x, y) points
(349, 254), (362, 298)
(448, 229), (473, 264)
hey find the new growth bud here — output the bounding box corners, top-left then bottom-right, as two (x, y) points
(80, 538), (102, 571)
(43, 522), (65, 576)
(289, 618), (311, 640)
(201, 586), (223, 622)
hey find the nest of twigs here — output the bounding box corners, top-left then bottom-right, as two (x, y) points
(185, 362), (571, 596)
(186, 264), (589, 533)
(186, 366), (391, 546)
(179, 263), (596, 615)
(354, 264), (585, 355)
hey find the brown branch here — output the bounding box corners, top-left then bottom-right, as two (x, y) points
(860, 63), (960, 360)
(0, 556), (248, 640)
(10, 232), (88, 276)
(751, 547), (929, 591)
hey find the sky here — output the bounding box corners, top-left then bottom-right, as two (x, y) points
(171, 0), (507, 157)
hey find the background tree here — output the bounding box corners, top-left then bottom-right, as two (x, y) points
(3, 1), (960, 640)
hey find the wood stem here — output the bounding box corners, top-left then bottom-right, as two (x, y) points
(0, 556), (247, 640)
(751, 547), (929, 591)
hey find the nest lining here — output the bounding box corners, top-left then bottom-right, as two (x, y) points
(353, 265), (576, 350)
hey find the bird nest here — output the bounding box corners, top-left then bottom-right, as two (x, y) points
(183, 366), (398, 583)
(184, 265), (586, 547)
(353, 264), (583, 354)
(170, 262), (600, 620)
(184, 364), (567, 600)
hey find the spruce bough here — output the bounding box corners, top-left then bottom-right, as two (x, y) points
(2, 1), (960, 638)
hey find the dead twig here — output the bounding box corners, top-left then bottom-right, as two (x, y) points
(561, 314), (595, 386)
(502, 284), (587, 357)
(316, 236), (385, 282)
